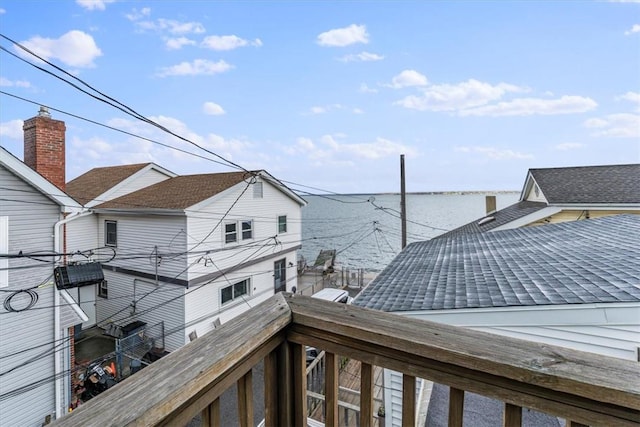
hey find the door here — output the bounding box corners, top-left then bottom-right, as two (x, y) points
(274, 258), (286, 294)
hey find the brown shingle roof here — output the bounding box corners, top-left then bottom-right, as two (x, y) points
(94, 171), (254, 210)
(66, 163), (151, 205)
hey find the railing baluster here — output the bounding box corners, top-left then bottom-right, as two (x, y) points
(201, 398), (220, 427)
(448, 387), (464, 427)
(402, 374), (416, 427)
(503, 403), (522, 427)
(237, 370), (253, 427)
(326, 352), (339, 426)
(264, 351), (278, 427)
(292, 342), (307, 427)
(360, 362), (374, 427)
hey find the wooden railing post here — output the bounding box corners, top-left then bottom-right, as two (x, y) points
(448, 387), (464, 427)
(292, 342), (307, 427)
(264, 351), (279, 427)
(503, 403), (522, 427)
(325, 352), (339, 426)
(201, 398), (220, 427)
(360, 363), (374, 427)
(237, 370), (253, 427)
(402, 374), (416, 427)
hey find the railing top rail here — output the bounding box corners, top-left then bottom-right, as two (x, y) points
(286, 294), (640, 411)
(54, 293), (291, 427)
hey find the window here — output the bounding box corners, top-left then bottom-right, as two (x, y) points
(225, 222), (237, 243)
(98, 280), (108, 298)
(221, 278), (250, 305)
(105, 221), (117, 247)
(253, 182), (263, 198)
(278, 215), (287, 233)
(241, 220), (253, 240)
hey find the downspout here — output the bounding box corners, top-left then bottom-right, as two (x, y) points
(53, 210), (93, 419)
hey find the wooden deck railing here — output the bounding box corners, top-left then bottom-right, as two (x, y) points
(53, 293), (639, 427)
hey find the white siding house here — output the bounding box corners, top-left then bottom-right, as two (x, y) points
(66, 167), (306, 352)
(0, 147), (86, 426)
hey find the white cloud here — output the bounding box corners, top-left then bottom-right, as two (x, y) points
(359, 83), (378, 94)
(317, 24), (369, 47)
(616, 91), (640, 111)
(459, 95), (597, 117)
(19, 30), (102, 68)
(135, 18), (205, 35)
(201, 35), (262, 51)
(584, 113), (640, 138)
(76, 0), (116, 11)
(353, 108), (364, 114)
(554, 142), (585, 151)
(625, 24), (640, 35)
(0, 120), (24, 139)
(0, 77), (31, 88)
(203, 102), (226, 115)
(0, 8), (6, 14)
(455, 146), (534, 160)
(388, 70), (428, 89)
(156, 59), (233, 77)
(395, 79), (525, 112)
(306, 104), (344, 115)
(125, 7), (151, 21)
(339, 51), (384, 62)
(165, 37), (196, 50)
(71, 136), (113, 159)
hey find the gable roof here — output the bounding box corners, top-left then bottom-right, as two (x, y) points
(93, 170), (306, 210)
(0, 146), (81, 211)
(524, 164), (640, 204)
(354, 215), (640, 312)
(67, 163), (155, 205)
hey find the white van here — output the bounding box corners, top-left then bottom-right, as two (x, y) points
(310, 288), (353, 304)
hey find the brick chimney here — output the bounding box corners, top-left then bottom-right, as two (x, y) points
(23, 106), (66, 191)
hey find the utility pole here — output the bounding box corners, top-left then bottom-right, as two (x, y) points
(400, 154), (407, 249)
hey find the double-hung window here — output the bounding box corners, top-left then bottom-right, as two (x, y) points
(225, 220), (253, 244)
(221, 278), (250, 305)
(277, 215), (287, 234)
(105, 221), (117, 247)
(225, 222), (237, 243)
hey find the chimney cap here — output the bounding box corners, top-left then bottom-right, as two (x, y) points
(38, 106), (51, 118)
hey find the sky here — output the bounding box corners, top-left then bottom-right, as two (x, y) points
(0, 0), (638, 194)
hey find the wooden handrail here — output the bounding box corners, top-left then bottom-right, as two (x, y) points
(52, 293), (639, 427)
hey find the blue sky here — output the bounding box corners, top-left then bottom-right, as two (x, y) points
(0, 0), (638, 194)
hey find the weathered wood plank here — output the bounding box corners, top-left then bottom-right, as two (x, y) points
(568, 421), (589, 427)
(448, 387), (464, 427)
(402, 374), (416, 427)
(360, 362), (374, 427)
(326, 352), (339, 426)
(201, 399), (220, 427)
(277, 341), (294, 427)
(285, 295), (640, 426)
(292, 342), (307, 427)
(503, 403), (522, 427)
(53, 294), (291, 427)
(237, 370), (253, 427)
(264, 351), (278, 427)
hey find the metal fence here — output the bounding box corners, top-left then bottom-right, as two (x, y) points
(115, 321), (165, 380)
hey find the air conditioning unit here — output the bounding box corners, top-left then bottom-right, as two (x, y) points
(54, 263), (104, 290)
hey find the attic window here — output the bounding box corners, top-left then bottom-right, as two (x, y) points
(477, 216), (495, 226)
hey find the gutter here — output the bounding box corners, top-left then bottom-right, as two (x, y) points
(53, 210), (93, 419)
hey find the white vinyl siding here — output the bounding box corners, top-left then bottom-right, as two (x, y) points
(0, 165), (63, 425)
(65, 214), (98, 261)
(99, 214), (187, 280)
(96, 271), (186, 351)
(0, 216), (7, 287)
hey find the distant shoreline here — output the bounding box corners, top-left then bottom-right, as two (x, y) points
(305, 190), (520, 196)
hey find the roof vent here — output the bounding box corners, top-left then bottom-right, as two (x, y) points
(38, 106), (51, 118)
(477, 216), (496, 226)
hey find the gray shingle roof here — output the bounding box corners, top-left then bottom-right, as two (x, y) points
(354, 215), (640, 312)
(530, 164), (640, 204)
(436, 200), (547, 238)
(67, 163), (151, 205)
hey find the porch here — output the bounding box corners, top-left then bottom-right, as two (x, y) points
(53, 293), (639, 427)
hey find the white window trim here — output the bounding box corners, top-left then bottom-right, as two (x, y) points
(220, 278), (251, 305)
(105, 220), (117, 247)
(0, 217), (8, 288)
(224, 222), (238, 244)
(98, 280), (108, 298)
(277, 215), (287, 234)
(225, 220), (254, 244)
(241, 220), (253, 241)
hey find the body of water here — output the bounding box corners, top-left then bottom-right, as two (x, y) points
(300, 192), (520, 272)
